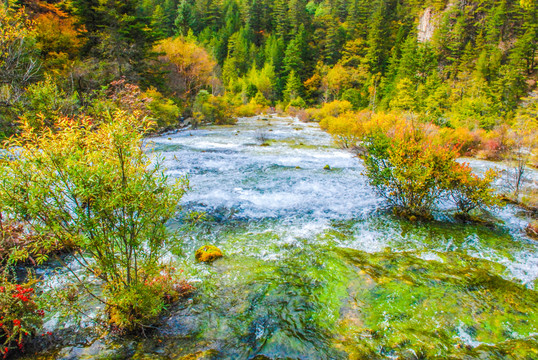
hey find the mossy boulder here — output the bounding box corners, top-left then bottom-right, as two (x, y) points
(195, 245), (223, 263)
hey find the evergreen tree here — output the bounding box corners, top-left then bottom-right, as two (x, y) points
(284, 69), (302, 101)
(151, 5), (167, 40)
(273, 0), (289, 39)
(163, 0), (179, 34)
(246, 0), (264, 45)
(72, 0), (106, 53)
(283, 33), (304, 77)
(175, 0), (194, 36)
(324, 17), (345, 64)
(288, 0), (308, 34)
(366, 1), (390, 74)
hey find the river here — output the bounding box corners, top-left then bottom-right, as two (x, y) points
(27, 115), (538, 359)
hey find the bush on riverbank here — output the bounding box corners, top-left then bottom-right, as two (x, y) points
(193, 90), (236, 125)
(0, 219), (47, 358)
(361, 117), (501, 218)
(314, 100), (537, 164)
(0, 112), (188, 331)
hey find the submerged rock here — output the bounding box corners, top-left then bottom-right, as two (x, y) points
(526, 221), (538, 239)
(195, 245), (223, 263)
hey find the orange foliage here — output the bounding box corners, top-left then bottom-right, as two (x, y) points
(153, 37), (217, 102)
(34, 12), (82, 61)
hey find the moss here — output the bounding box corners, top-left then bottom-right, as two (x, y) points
(172, 215), (537, 358)
(335, 248), (538, 358)
(179, 350), (220, 360)
(195, 245), (224, 263)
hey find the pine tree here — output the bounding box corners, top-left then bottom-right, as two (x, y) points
(366, 1), (390, 75)
(247, 0), (264, 45)
(284, 69), (303, 101)
(175, 0), (194, 36)
(163, 0), (179, 34)
(283, 34), (304, 77)
(151, 5), (167, 40)
(324, 17), (345, 65)
(72, 0), (106, 53)
(273, 0), (289, 39)
(288, 0), (308, 34)
(397, 35), (417, 81)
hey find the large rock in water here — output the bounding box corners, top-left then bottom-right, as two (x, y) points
(526, 221), (538, 239)
(195, 245), (223, 262)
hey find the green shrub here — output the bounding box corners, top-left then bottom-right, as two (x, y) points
(144, 87), (182, 129)
(341, 88), (366, 110)
(193, 91), (236, 125)
(106, 267), (193, 331)
(363, 120), (500, 218)
(18, 77), (80, 130)
(448, 164), (501, 216)
(288, 96), (307, 109)
(253, 91), (271, 106)
(0, 111), (188, 331)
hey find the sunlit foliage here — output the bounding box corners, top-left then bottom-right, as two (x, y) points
(0, 113), (188, 330)
(154, 37), (217, 104)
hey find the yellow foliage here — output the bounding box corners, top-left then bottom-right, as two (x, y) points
(234, 102), (265, 117)
(34, 12), (83, 66)
(320, 112), (363, 149)
(310, 100), (353, 122)
(0, 6), (38, 110)
(153, 37), (216, 102)
(326, 64), (351, 97)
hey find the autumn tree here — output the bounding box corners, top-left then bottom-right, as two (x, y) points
(0, 5), (39, 135)
(33, 12), (83, 72)
(153, 37), (216, 105)
(326, 63), (351, 100)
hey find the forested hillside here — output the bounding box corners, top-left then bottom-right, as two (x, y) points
(0, 0), (536, 135)
(170, 0), (537, 128)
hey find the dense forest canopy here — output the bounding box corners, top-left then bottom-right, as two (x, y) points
(152, 0), (537, 128)
(0, 0), (536, 136)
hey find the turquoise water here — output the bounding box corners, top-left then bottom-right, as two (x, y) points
(28, 116), (538, 359)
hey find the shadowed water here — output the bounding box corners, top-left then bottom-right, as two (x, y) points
(27, 116), (538, 359)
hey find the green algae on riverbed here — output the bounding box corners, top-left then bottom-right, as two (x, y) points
(335, 248), (538, 358)
(153, 214), (538, 359)
(22, 116), (538, 359)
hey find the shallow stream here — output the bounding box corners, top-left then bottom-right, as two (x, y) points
(27, 116), (538, 359)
